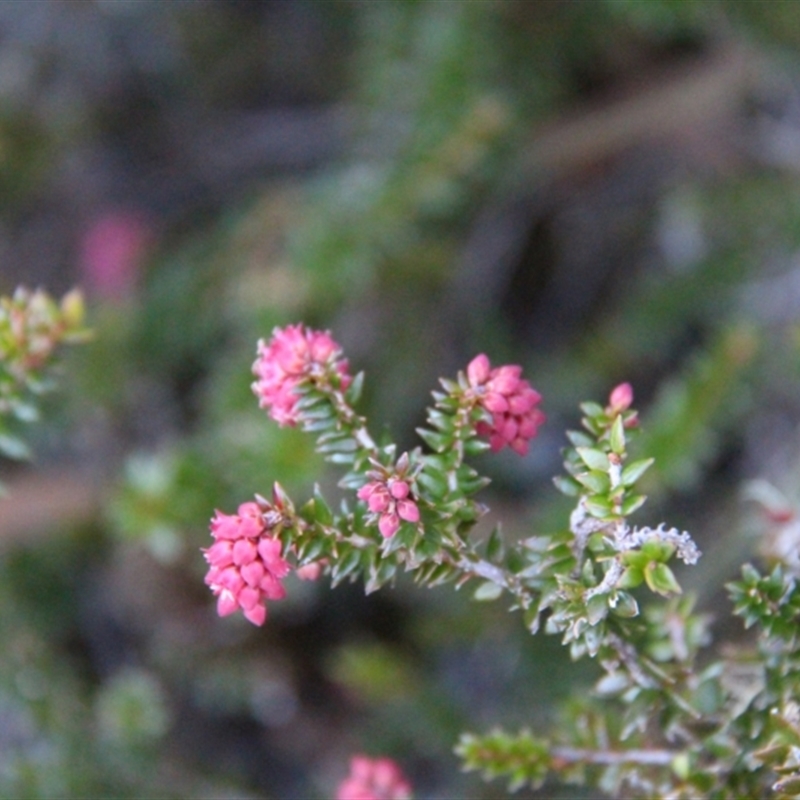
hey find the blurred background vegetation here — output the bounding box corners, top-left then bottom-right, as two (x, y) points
(4, 0), (800, 796)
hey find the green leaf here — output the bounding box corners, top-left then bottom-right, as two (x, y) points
(345, 371), (364, 404)
(576, 447), (610, 472)
(566, 430), (594, 447)
(574, 470), (610, 494)
(366, 558), (397, 594)
(331, 547), (364, 585)
(416, 426), (448, 452)
(645, 563), (682, 596)
(621, 458), (655, 487)
(312, 486), (334, 526)
(584, 496), (613, 519)
(612, 591), (639, 617)
(303, 417), (336, 432)
(580, 401), (604, 418)
(620, 493), (646, 516)
(609, 415), (626, 455)
(416, 468), (448, 498)
(552, 475), (581, 497)
(586, 593), (609, 625)
(619, 566), (644, 590)
(473, 581), (503, 601)
(427, 409), (455, 432)
(316, 436), (357, 454)
(463, 438), (490, 456)
(326, 451), (356, 464)
(641, 538), (675, 562)
(486, 526), (504, 561)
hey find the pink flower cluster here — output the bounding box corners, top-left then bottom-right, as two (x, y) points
(336, 755), (412, 800)
(252, 324), (351, 427)
(358, 474), (420, 539)
(203, 502), (291, 626)
(466, 354), (545, 455)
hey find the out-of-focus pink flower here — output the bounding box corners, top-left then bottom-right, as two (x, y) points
(80, 211), (150, 301)
(608, 382), (634, 414)
(203, 501), (291, 626)
(336, 755), (412, 800)
(295, 561), (325, 581)
(466, 353), (545, 455)
(358, 475), (420, 538)
(252, 324), (351, 427)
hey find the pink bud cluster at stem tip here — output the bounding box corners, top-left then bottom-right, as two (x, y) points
(336, 755), (413, 800)
(358, 476), (420, 538)
(203, 502), (291, 626)
(252, 324), (351, 427)
(466, 353), (545, 455)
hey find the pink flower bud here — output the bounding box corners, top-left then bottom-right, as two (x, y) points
(467, 353), (491, 386)
(396, 499), (420, 523)
(232, 538), (257, 566)
(389, 480), (409, 499)
(379, 512), (401, 539)
(608, 382), (634, 413)
(241, 560), (265, 587)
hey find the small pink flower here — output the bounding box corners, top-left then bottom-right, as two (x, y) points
(252, 324), (351, 427)
(466, 353), (545, 455)
(357, 471), (420, 539)
(336, 755), (412, 800)
(203, 501), (291, 626)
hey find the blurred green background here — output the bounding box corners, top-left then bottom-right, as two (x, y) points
(4, 0), (800, 796)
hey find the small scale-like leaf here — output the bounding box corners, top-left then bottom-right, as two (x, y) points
(486, 526), (504, 561)
(316, 436), (357, 454)
(463, 438), (490, 456)
(574, 470), (610, 494)
(620, 493), (646, 516)
(312, 486), (334, 526)
(584, 496), (613, 519)
(576, 447), (610, 472)
(621, 458), (655, 487)
(645, 563), (682, 596)
(566, 430), (594, 448)
(326, 451), (356, 464)
(619, 566), (644, 590)
(303, 417), (336, 432)
(596, 671), (630, 696)
(416, 427), (449, 452)
(345, 371), (364, 404)
(331, 547), (363, 586)
(580, 401), (604, 418)
(473, 581), (503, 601)
(586, 593), (609, 625)
(612, 591), (639, 617)
(609, 414), (626, 455)
(552, 475), (581, 497)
